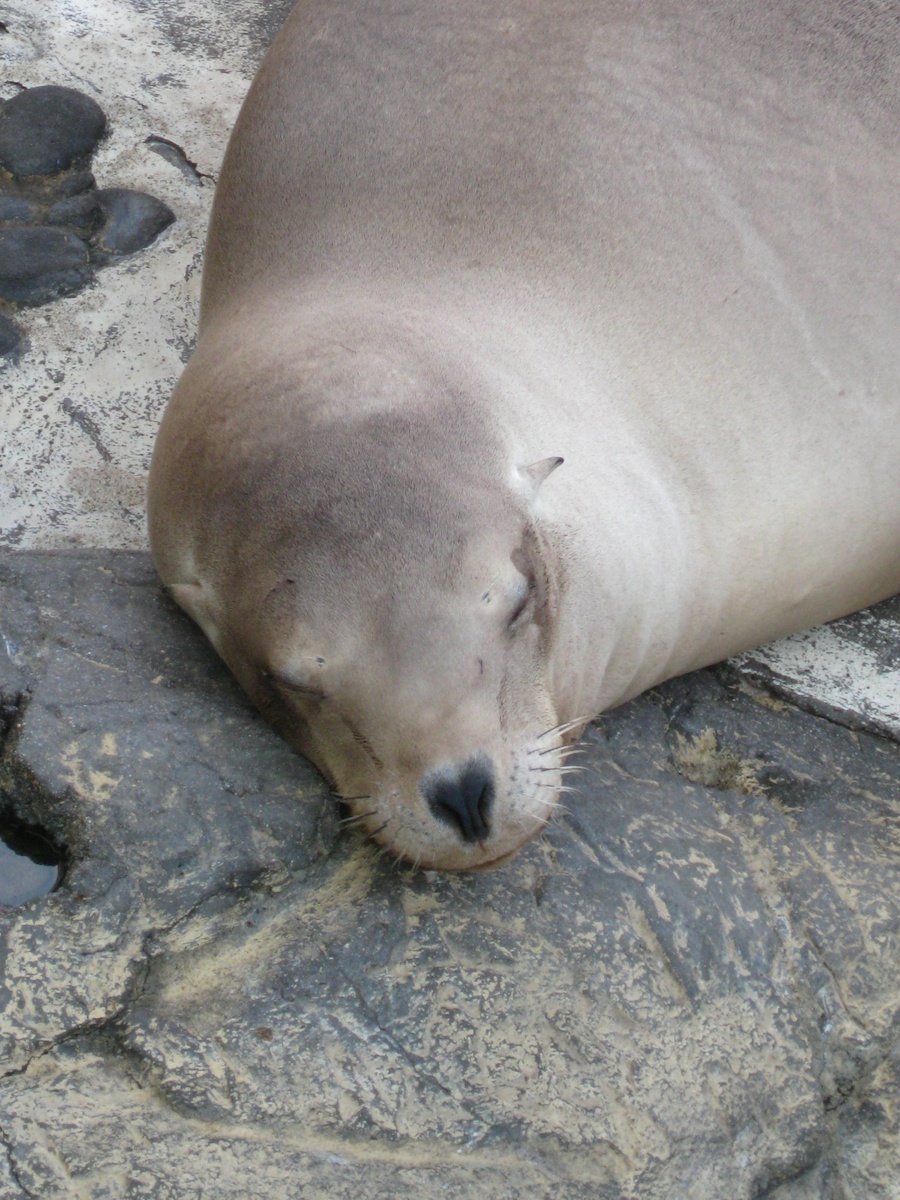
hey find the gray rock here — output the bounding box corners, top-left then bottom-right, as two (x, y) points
(0, 86), (106, 178)
(91, 188), (175, 262)
(0, 549), (898, 1198)
(48, 169), (97, 199)
(732, 595), (900, 742)
(0, 195), (42, 225)
(0, 312), (22, 358)
(45, 191), (104, 240)
(0, 226), (92, 306)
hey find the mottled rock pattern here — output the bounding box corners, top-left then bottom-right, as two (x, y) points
(733, 596), (900, 742)
(1, 550), (898, 1198)
(0, 86), (106, 178)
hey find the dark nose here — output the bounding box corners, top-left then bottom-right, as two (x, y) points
(421, 754), (494, 843)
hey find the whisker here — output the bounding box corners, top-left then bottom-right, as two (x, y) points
(535, 743), (570, 758)
(531, 763), (586, 776)
(534, 743), (588, 761)
(337, 794), (372, 803)
(369, 820), (391, 838)
(535, 716), (585, 740)
(338, 809), (378, 827)
(529, 801), (567, 825)
(535, 715), (592, 742)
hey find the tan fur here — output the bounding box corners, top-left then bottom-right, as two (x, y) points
(149, 0), (900, 869)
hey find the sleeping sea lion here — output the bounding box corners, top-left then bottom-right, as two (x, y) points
(148, 0), (900, 869)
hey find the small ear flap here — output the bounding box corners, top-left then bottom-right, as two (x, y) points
(518, 456), (564, 499)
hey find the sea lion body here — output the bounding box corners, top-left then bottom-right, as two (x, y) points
(149, 0), (900, 869)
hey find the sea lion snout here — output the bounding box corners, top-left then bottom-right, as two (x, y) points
(420, 753), (495, 843)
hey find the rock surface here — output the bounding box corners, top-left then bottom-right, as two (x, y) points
(733, 598), (900, 743)
(1, 549), (898, 1198)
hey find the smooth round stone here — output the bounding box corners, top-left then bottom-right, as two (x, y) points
(0, 225), (92, 305)
(0, 86), (106, 178)
(91, 188), (175, 261)
(0, 194), (42, 224)
(0, 312), (23, 357)
(46, 191), (104, 239)
(52, 168), (97, 199)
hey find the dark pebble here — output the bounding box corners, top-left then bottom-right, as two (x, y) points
(0, 86), (106, 178)
(0, 194), (42, 224)
(0, 311), (23, 357)
(46, 191), (104, 239)
(0, 226), (92, 305)
(91, 188), (175, 262)
(50, 168), (97, 199)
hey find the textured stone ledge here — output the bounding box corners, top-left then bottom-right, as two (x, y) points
(1, 549), (899, 1198)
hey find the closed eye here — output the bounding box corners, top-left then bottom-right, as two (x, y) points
(259, 669), (329, 706)
(276, 678), (329, 704)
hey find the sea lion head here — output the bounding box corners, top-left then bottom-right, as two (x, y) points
(149, 312), (576, 870)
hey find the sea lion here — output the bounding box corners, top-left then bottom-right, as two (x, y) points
(148, 0), (900, 871)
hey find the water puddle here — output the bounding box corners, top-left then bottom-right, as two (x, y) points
(0, 814), (64, 906)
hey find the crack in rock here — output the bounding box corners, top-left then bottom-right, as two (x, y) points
(0, 1118), (33, 1200)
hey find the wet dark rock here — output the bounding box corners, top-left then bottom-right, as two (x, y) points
(0, 194), (42, 224)
(91, 187), (175, 261)
(49, 168), (96, 199)
(0, 86), (106, 178)
(45, 191), (104, 239)
(0, 549), (897, 1197)
(0, 312), (22, 357)
(0, 225), (91, 305)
